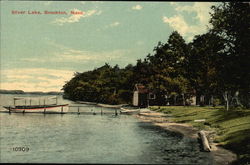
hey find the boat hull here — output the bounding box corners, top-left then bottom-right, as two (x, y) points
(120, 108), (140, 115)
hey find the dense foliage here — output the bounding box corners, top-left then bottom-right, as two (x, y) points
(63, 64), (134, 104)
(63, 2), (250, 108)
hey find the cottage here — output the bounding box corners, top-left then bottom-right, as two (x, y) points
(132, 84), (167, 107)
(132, 83), (197, 107)
(132, 84), (148, 107)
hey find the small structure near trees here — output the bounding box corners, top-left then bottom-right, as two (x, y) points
(132, 84), (167, 107)
(132, 84), (197, 107)
(132, 84), (148, 107)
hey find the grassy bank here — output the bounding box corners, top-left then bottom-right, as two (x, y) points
(150, 106), (250, 165)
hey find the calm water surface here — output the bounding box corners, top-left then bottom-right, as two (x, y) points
(0, 94), (214, 164)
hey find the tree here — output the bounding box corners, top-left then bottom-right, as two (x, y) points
(188, 33), (225, 106)
(210, 2), (250, 108)
(147, 31), (191, 105)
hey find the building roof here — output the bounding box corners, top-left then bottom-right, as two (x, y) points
(134, 84), (148, 94)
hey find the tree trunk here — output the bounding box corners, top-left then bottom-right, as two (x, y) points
(182, 93), (185, 106)
(210, 95), (214, 106)
(226, 99), (229, 111)
(200, 95), (205, 106)
(174, 95), (177, 105)
(223, 91), (229, 111)
(199, 131), (211, 152)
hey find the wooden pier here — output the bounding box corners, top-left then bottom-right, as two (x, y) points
(0, 105), (120, 116)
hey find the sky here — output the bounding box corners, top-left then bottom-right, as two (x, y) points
(0, 1), (216, 92)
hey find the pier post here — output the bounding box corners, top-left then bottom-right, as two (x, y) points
(101, 107), (103, 115)
(77, 106), (80, 115)
(43, 99), (46, 114)
(61, 106), (63, 114)
(115, 109), (118, 116)
(9, 106), (11, 114)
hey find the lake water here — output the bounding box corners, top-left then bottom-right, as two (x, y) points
(0, 94), (214, 164)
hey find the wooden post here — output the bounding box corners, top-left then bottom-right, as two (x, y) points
(115, 109), (118, 116)
(44, 99), (46, 114)
(61, 106), (63, 114)
(77, 106), (80, 114)
(101, 107), (103, 115)
(23, 99), (26, 114)
(9, 106), (11, 114)
(198, 131), (211, 152)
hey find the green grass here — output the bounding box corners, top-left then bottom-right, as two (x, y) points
(150, 106), (250, 165)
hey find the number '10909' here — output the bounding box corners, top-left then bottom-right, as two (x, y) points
(13, 147), (29, 152)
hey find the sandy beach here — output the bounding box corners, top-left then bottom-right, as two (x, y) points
(134, 109), (237, 165)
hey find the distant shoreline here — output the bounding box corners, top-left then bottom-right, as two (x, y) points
(0, 89), (62, 95)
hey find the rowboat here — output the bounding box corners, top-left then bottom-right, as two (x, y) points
(3, 96), (69, 113)
(75, 101), (97, 105)
(120, 107), (141, 115)
(97, 103), (123, 108)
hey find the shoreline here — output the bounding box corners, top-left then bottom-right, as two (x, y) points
(133, 109), (237, 165)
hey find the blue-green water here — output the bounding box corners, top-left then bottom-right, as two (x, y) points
(0, 94), (214, 164)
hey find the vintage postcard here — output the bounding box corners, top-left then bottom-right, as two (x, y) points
(0, 1), (249, 164)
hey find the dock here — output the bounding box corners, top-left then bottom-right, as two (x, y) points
(0, 105), (120, 116)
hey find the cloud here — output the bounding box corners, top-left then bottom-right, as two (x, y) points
(109, 22), (120, 27)
(97, 21), (120, 31)
(22, 58), (47, 63)
(9, 46), (133, 92)
(44, 1), (53, 6)
(132, 5), (143, 10)
(53, 9), (100, 26)
(163, 2), (213, 41)
(163, 15), (203, 38)
(91, 1), (104, 4)
(136, 41), (144, 46)
(169, 2), (177, 6)
(163, 15), (189, 36)
(175, 2), (213, 25)
(96, 10), (102, 15)
(0, 68), (74, 92)
(24, 41), (130, 64)
(54, 48), (128, 63)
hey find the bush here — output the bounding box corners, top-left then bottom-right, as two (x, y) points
(213, 98), (221, 107)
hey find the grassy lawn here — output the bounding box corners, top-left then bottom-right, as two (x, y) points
(150, 106), (250, 165)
